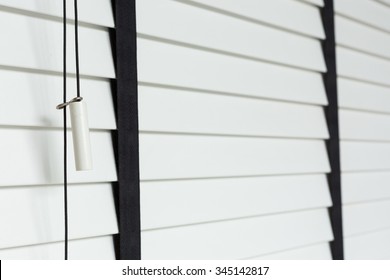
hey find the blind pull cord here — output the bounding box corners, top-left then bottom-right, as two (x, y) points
(57, 0), (93, 260)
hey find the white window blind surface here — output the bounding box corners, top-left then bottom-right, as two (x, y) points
(0, 2), (117, 259)
(141, 209), (333, 260)
(0, 184), (118, 249)
(180, 0), (325, 38)
(0, 10), (114, 78)
(336, 0), (390, 259)
(335, 0), (390, 32)
(138, 0), (333, 259)
(139, 86), (329, 139)
(138, 39), (327, 105)
(0, 0), (114, 27)
(342, 172), (390, 204)
(0, 236), (116, 260)
(141, 174), (331, 230)
(338, 78), (390, 114)
(137, 0), (326, 72)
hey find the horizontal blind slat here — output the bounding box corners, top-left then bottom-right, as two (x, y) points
(137, 0), (326, 71)
(338, 78), (390, 113)
(341, 141), (390, 171)
(183, 0), (325, 38)
(0, 236), (116, 260)
(0, 10), (115, 78)
(339, 109), (390, 141)
(141, 174), (332, 230)
(138, 39), (328, 105)
(140, 134), (330, 180)
(336, 15), (390, 60)
(141, 209), (334, 259)
(0, 184), (118, 249)
(342, 172), (390, 204)
(337, 46), (390, 87)
(343, 199), (390, 236)
(139, 86), (329, 139)
(0, 69), (115, 129)
(0, 0), (114, 27)
(0, 129), (117, 186)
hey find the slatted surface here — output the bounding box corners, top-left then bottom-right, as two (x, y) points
(139, 86), (328, 139)
(179, 0), (325, 38)
(138, 39), (327, 105)
(0, 183), (118, 249)
(137, 0), (326, 72)
(0, 1), (117, 259)
(336, 0), (390, 260)
(138, 0), (332, 259)
(342, 172), (390, 204)
(141, 174), (332, 230)
(140, 134), (330, 181)
(142, 209), (333, 260)
(0, 236), (116, 260)
(0, 0), (114, 27)
(0, 10), (114, 78)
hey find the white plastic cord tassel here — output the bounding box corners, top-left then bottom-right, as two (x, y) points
(69, 100), (93, 171)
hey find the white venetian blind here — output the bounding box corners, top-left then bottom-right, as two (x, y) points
(137, 0), (333, 259)
(335, 0), (390, 259)
(0, 0), (118, 259)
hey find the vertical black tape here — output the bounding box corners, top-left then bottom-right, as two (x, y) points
(321, 0), (344, 260)
(112, 0), (141, 260)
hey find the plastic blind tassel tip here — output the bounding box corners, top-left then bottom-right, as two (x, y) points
(69, 100), (93, 171)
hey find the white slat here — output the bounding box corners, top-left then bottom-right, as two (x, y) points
(338, 78), (390, 113)
(339, 109), (390, 141)
(140, 134), (330, 180)
(297, 0), (324, 7)
(336, 15), (390, 59)
(341, 141), (390, 171)
(337, 47), (390, 87)
(0, 10), (115, 78)
(183, 0), (325, 38)
(0, 183), (118, 249)
(343, 200), (390, 237)
(342, 172), (390, 204)
(136, 0), (326, 71)
(0, 236), (116, 260)
(0, 0), (114, 27)
(345, 229), (390, 259)
(141, 208), (333, 259)
(141, 174), (332, 230)
(138, 39), (327, 105)
(249, 243), (332, 260)
(0, 69), (115, 129)
(139, 86), (329, 139)
(335, 0), (390, 33)
(0, 129), (117, 187)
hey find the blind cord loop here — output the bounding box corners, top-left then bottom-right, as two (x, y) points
(57, 96), (83, 110)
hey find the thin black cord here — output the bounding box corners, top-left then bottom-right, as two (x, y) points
(63, 0), (69, 261)
(74, 0), (81, 98)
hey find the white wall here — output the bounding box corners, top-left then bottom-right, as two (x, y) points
(0, 0), (118, 259)
(335, 0), (390, 259)
(137, 0), (333, 259)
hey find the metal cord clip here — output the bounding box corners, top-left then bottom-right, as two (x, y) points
(56, 96), (83, 110)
